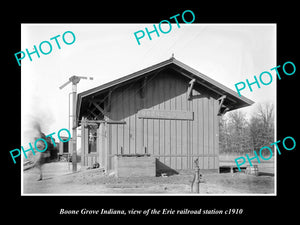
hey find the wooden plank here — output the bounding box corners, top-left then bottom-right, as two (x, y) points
(209, 157), (214, 169)
(80, 119), (86, 166)
(96, 127), (100, 163)
(87, 109), (99, 119)
(182, 108), (188, 169)
(170, 119), (176, 169)
(178, 80), (184, 170)
(217, 95), (226, 116)
(164, 75), (171, 167)
(143, 119), (148, 154)
(107, 124), (111, 169)
(114, 156), (156, 177)
(136, 86), (143, 154)
(204, 157), (209, 169)
(148, 120), (154, 155)
(150, 154), (218, 157)
(147, 82), (154, 154)
(203, 97), (209, 169)
(175, 78), (182, 170)
(153, 120), (160, 158)
(92, 102), (106, 116)
(110, 93), (118, 156)
(198, 98), (204, 169)
(192, 89), (198, 168)
(114, 91), (120, 155)
(170, 78), (176, 169)
(208, 98), (214, 169)
(107, 120), (126, 124)
(79, 119), (125, 125)
(103, 123), (108, 170)
(123, 89), (130, 155)
(214, 100), (220, 170)
(187, 91), (192, 169)
(99, 122), (106, 169)
(110, 154), (115, 171)
(137, 109), (194, 120)
(129, 88), (135, 154)
(117, 90), (124, 155)
(182, 81), (188, 170)
(173, 78), (178, 170)
(175, 119), (181, 170)
(84, 126), (89, 166)
(164, 120), (171, 167)
(142, 75), (149, 153)
(187, 79), (196, 100)
(153, 79), (160, 159)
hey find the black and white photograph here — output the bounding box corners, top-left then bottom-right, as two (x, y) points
(20, 23), (276, 195)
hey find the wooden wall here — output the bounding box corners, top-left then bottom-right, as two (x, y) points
(104, 69), (220, 171)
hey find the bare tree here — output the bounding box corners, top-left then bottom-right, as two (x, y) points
(220, 110), (251, 153)
(249, 116), (263, 152)
(219, 116), (230, 153)
(219, 102), (275, 155)
(250, 103), (275, 155)
(256, 102), (274, 133)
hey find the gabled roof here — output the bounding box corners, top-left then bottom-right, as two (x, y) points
(76, 57), (254, 123)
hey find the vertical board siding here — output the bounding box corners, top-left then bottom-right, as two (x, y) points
(122, 87), (128, 155)
(192, 89), (198, 169)
(203, 97), (209, 169)
(117, 91), (124, 155)
(208, 98), (214, 169)
(106, 70), (219, 171)
(153, 79), (160, 161)
(110, 92), (118, 156)
(170, 77), (176, 169)
(164, 74), (170, 166)
(214, 100), (220, 169)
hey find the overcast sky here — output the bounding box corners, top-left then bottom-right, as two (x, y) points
(21, 23), (276, 143)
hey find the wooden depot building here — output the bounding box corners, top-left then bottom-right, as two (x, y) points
(76, 57), (253, 175)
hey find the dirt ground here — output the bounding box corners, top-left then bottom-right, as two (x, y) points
(22, 161), (274, 195)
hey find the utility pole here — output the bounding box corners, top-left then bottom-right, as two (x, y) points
(59, 75), (93, 172)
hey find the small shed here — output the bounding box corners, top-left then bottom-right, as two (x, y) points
(76, 57), (253, 173)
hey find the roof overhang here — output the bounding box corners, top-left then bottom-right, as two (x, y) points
(76, 57), (254, 126)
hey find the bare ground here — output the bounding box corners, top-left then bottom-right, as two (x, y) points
(22, 161), (274, 195)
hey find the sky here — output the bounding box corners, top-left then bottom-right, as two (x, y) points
(21, 23), (276, 144)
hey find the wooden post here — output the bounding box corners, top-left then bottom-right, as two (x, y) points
(217, 95), (226, 116)
(105, 123), (109, 171)
(92, 102), (106, 117)
(187, 79), (196, 100)
(99, 122), (106, 169)
(81, 118), (86, 167)
(71, 83), (77, 172)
